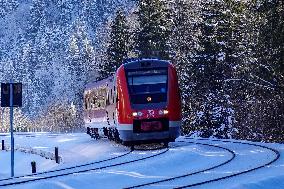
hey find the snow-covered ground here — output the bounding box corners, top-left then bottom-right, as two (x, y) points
(0, 133), (283, 189)
(0, 133), (128, 177)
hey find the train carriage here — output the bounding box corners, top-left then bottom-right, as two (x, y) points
(84, 59), (181, 146)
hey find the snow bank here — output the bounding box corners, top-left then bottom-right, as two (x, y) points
(4, 145), (63, 163)
(231, 175), (284, 189)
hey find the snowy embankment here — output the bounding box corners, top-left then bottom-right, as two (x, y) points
(0, 133), (284, 189)
(231, 175), (284, 189)
(0, 133), (128, 178)
(3, 144), (62, 163)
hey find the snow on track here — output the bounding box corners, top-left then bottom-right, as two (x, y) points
(124, 140), (236, 188)
(0, 150), (132, 186)
(0, 133), (129, 178)
(0, 148), (168, 187)
(1, 134), (283, 189)
(4, 138), (233, 189)
(168, 138), (280, 189)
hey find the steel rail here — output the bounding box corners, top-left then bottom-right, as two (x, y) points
(126, 138), (280, 189)
(125, 140), (236, 189)
(0, 147), (169, 187)
(0, 150), (132, 182)
(174, 138), (280, 189)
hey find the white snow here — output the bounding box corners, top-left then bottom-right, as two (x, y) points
(0, 132), (128, 178)
(0, 133), (284, 189)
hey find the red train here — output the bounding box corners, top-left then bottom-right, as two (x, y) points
(83, 59), (181, 146)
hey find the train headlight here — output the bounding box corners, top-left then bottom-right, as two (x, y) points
(159, 109), (169, 115)
(132, 112), (143, 117)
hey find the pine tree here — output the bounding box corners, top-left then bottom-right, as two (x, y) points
(196, 0), (229, 90)
(257, 0), (284, 89)
(183, 0), (238, 138)
(168, 0), (200, 134)
(57, 0), (72, 26)
(0, 0), (19, 18)
(65, 20), (96, 129)
(100, 9), (130, 79)
(223, 0), (284, 142)
(135, 0), (171, 59)
(84, 0), (106, 31)
(243, 0), (284, 142)
(28, 0), (45, 39)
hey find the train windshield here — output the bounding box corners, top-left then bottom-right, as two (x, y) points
(127, 69), (168, 104)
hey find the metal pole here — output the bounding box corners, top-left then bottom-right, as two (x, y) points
(31, 161), (36, 173)
(0, 108), (2, 131)
(1, 109), (3, 132)
(10, 82), (14, 177)
(55, 147), (59, 164)
(2, 140), (4, 150)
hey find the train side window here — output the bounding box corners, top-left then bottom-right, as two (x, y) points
(88, 98), (90, 110)
(83, 95), (87, 110)
(88, 87), (109, 110)
(116, 93), (119, 103)
(90, 96), (95, 109)
(84, 99), (88, 110)
(110, 89), (113, 104)
(113, 90), (115, 103)
(106, 92), (110, 106)
(88, 98), (91, 110)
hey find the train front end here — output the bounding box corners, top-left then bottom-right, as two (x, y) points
(116, 59), (181, 144)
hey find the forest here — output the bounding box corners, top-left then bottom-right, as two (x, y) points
(0, 0), (283, 142)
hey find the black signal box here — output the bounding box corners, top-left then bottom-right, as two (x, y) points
(1, 83), (22, 107)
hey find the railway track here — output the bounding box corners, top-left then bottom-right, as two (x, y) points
(173, 138), (280, 189)
(1, 138), (279, 188)
(0, 149), (132, 183)
(125, 140), (236, 189)
(0, 146), (169, 187)
(125, 138), (280, 189)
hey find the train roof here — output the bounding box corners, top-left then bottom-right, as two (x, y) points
(123, 59), (170, 70)
(85, 76), (113, 91)
(85, 59), (171, 91)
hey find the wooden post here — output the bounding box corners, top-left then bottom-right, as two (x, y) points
(1, 140), (4, 150)
(31, 161), (36, 173)
(55, 147), (59, 164)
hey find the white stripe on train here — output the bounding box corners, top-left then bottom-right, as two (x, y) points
(117, 121), (181, 131)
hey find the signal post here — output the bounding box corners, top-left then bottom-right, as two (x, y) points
(1, 82), (22, 177)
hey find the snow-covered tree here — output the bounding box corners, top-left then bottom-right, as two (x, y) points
(135, 0), (171, 59)
(99, 9), (130, 78)
(0, 0), (283, 140)
(168, 0), (200, 134)
(0, 0), (19, 18)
